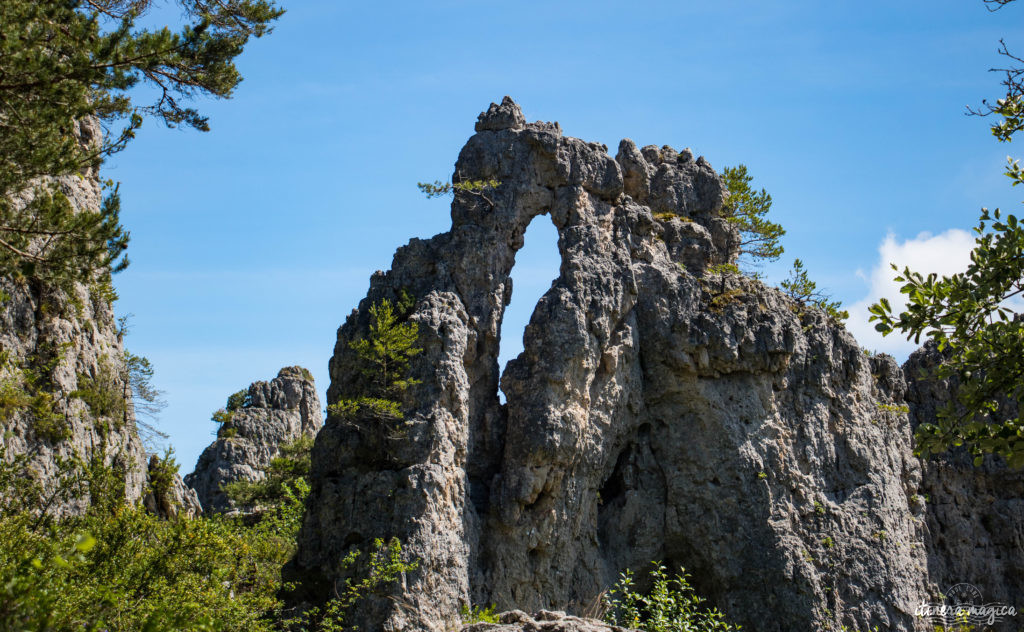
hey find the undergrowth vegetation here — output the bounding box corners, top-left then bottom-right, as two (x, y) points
(0, 439), (413, 631)
(602, 563), (741, 632)
(223, 435), (315, 514)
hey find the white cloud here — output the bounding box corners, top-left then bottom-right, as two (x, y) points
(846, 229), (977, 360)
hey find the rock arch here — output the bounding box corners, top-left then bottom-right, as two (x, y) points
(288, 98), (931, 632)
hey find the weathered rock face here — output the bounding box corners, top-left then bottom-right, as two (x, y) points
(291, 98), (935, 631)
(0, 275), (150, 515)
(185, 366), (322, 514)
(904, 343), (1024, 610)
(0, 117), (148, 515)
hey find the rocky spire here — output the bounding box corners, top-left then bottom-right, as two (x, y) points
(0, 116), (147, 516)
(185, 366), (322, 514)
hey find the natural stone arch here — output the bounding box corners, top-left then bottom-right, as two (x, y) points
(288, 98), (932, 632)
(496, 212), (562, 403)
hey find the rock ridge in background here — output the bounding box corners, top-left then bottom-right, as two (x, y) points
(903, 342), (1024, 613)
(185, 366), (322, 514)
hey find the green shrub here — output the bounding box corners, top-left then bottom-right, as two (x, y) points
(89, 278), (119, 307)
(0, 451), (288, 631)
(212, 388), (251, 437)
(226, 389), (250, 412)
(709, 287), (745, 312)
(283, 537), (418, 632)
(0, 442), (413, 631)
(223, 435), (314, 512)
(0, 500), (297, 631)
(0, 344), (72, 442)
(73, 354), (127, 429)
(27, 390), (69, 442)
(0, 375), (31, 419)
(603, 563), (740, 632)
(146, 448), (180, 505)
(707, 262), (740, 276)
(460, 603), (500, 624)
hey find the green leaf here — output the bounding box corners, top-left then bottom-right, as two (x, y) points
(75, 534), (97, 554)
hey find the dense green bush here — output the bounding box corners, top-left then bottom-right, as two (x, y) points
(0, 344), (72, 442)
(0, 449), (299, 631)
(223, 435), (314, 513)
(226, 389), (251, 413)
(0, 442), (414, 631)
(460, 604), (500, 624)
(73, 354), (127, 430)
(602, 563), (740, 632)
(211, 388), (252, 437)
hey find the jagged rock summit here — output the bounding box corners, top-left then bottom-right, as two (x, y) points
(185, 366), (322, 514)
(288, 97), (944, 632)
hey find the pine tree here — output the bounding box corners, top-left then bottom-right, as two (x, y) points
(350, 297), (422, 401)
(331, 292), (422, 420)
(0, 0), (283, 284)
(781, 259), (848, 323)
(719, 165), (786, 270)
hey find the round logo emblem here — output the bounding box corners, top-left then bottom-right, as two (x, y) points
(945, 583), (983, 607)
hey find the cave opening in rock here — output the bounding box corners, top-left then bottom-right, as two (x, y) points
(497, 214), (561, 402)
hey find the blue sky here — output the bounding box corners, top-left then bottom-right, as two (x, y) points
(108, 1), (1024, 468)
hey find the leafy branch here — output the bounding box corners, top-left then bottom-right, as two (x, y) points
(417, 178), (501, 207)
(871, 0), (1024, 466)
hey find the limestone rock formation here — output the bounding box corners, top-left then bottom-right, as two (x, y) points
(185, 366), (322, 514)
(290, 98), (935, 631)
(0, 274), (150, 515)
(904, 342), (1024, 610)
(0, 117), (148, 515)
